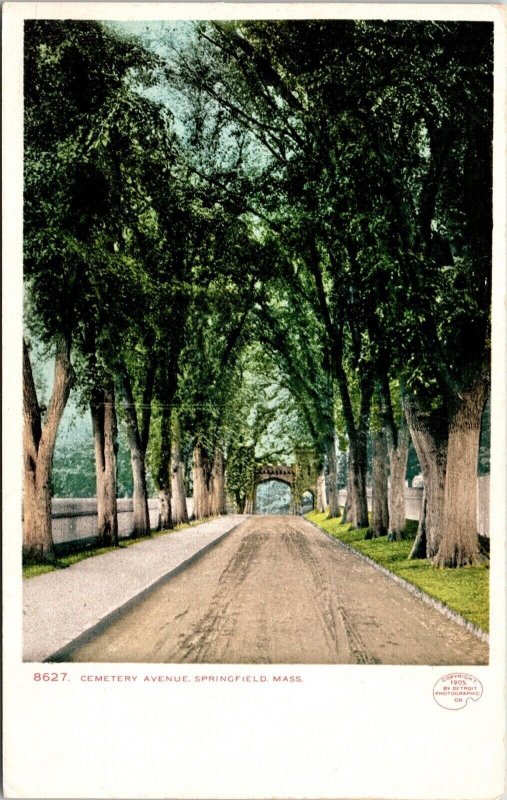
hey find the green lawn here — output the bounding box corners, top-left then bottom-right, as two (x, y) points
(306, 510), (489, 633)
(23, 515), (218, 579)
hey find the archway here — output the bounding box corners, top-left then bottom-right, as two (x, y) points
(301, 490), (314, 514)
(251, 464), (318, 515)
(254, 479), (292, 515)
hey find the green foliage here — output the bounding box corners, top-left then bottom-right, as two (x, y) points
(51, 411), (141, 498)
(293, 448), (319, 505)
(180, 19), (492, 414)
(24, 21), (160, 344)
(219, 342), (320, 474)
(225, 444), (256, 510)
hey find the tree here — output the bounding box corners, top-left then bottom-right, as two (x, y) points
(170, 415), (189, 525)
(174, 20), (381, 527)
(25, 20), (198, 547)
(222, 344), (319, 514)
(172, 200), (271, 519)
(24, 20), (153, 555)
(378, 380), (410, 541)
(367, 392), (389, 538)
(22, 337), (73, 559)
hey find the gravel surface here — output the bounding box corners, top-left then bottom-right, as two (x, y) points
(67, 515), (488, 665)
(24, 516), (246, 662)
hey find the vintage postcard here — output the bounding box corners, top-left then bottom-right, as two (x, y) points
(3, 2), (506, 798)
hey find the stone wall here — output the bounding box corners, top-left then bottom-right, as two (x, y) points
(48, 478), (489, 548)
(337, 478), (489, 536)
(477, 474), (489, 538)
(51, 497), (194, 547)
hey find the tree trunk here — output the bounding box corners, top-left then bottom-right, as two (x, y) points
(91, 381), (119, 547)
(316, 470), (327, 513)
(209, 450), (226, 516)
(327, 435), (340, 518)
(387, 422), (409, 540)
(120, 371), (150, 538)
(421, 437), (446, 558)
(171, 462), (188, 525)
(193, 444), (210, 520)
(171, 421), (188, 526)
(130, 445), (150, 536)
(368, 430), (389, 538)
(22, 337), (73, 561)
(434, 380), (487, 567)
(404, 396), (447, 559)
(348, 431), (369, 528)
(233, 490), (243, 515)
(158, 488), (172, 530)
(409, 485), (427, 559)
(341, 462), (353, 524)
(153, 405), (173, 531)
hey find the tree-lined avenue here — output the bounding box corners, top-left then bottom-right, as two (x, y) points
(23, 11), (493, 632)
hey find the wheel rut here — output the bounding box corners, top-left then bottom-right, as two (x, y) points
(164, 531), (262, 662)
(280, 523), (351, 661)
(67, 515), (489, 665)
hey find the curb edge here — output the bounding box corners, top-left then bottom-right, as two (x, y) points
(42, 518), (248, 663)
(306, 518), (489, 645)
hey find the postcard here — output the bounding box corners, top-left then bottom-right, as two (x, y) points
(3, 3), (506, 798)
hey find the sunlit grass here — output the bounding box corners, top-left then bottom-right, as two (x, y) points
(23, 515), (219, 579)
(306, 510), (489, 632)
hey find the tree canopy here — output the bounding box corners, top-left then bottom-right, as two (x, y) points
(23, 18), (493, 567)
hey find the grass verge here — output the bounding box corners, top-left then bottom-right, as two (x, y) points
(23, 515), (219, 579)
(306, 510), (489, 633)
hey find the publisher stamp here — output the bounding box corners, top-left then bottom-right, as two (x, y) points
(433, 673), (483, 710)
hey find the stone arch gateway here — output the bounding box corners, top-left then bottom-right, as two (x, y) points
(251, 465), (317, 515)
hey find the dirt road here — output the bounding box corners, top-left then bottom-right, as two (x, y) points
(68, 516), (488, 664)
